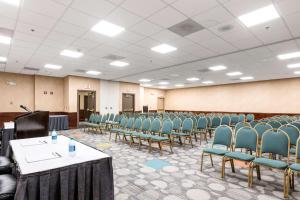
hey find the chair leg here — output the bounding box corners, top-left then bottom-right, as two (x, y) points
(179, 136), (182, 145)
(249, 163), (254, 187)
(158, 142), (163, 156)
(115, 133), (118, 142)
(230, 159), (235, 173)
(148, 139), (152, 153)
(138, 137), (142, 150)
(248, 162), (253, 187)
(221, 157), (226, 178)
(284, 169), (289, 199)
(200, 153), (205, 172)
(209, 154), (214, 167)
(194, 132), (197, 142)
(190, 136), (193, 148)
(256, 165), (261, 180)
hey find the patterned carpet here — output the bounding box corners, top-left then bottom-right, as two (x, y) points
(60, 129), (300, 200)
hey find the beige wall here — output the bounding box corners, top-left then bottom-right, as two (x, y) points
(143, 88), (166, 111)
(67, 76), (100, 112)
(0, 72), (35, 112)
(165, 78), (300, 114)
(34, 75), (64, 112)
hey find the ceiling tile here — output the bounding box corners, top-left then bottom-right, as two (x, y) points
(117, 31), (145, 43)
(71, 0), (115, 18)
(129, 20), (162, 36)
(53, 21), (88, 37)
(221, 0), (272, 16)
(121, 0), (166, 18)
(148, 6), (187, 28)
(19, 10), (57, 29)
(15, 22), (50, 38)
(105, 7), (142, 28)
(0, 2), (19, 19)
(0, 15), (16, 29)
(150, 29), (180, 42)
(172, 0), (218, 17)
(61, 8), (99, 29)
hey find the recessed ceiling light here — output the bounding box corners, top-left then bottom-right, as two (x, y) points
(60, 49), (83, 58)
(0, 56), (7, 62)
(186, 77), (199, 81)
(294, 71), (300, 75)
(175, 84), (184, 87)
(158, 81), (169, 85)
(226, 71), (243, 76)
(139, 79), (151, 82)
(287, 63), (300, 69)
(209, 65), (227, 71)
(0, 0), (20, 6)
(277, 51), (300, 60)
(91, 20), (125, 37)
(110, 60), (129, 67)
(141, 84), (152, 87)
(240, 76), (254, 80)
(151, 44), (177, 54)
(44, 64), (62, 70)
(238, 5), (280, 27)
(0, 35), (11, 45)
(86, 70), (101, 75)
(202, 81), (214, 84)
(158, 86), (167, 89)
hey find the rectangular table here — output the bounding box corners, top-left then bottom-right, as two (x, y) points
(9, 135), (114, 200)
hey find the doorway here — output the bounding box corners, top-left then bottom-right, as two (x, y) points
(157, 97), (165, 112)
(122, 93), (135, 113)
(77, 90), (96, 122)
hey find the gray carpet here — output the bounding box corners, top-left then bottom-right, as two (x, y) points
(60, 129), (300, 200)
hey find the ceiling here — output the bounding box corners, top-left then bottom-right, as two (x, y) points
(0, 0), (300, 89)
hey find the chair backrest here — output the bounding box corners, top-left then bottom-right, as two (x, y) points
(246, 114), (255, 122)
(88, 114), (95, 122)
(296, 137), (300, 161)
(249, 120), (258, 128)
(114, 114), (120, 122)
(235, 122), (250, 133)
(120, 117), (127, 128)
(278, 124), (299, 146)
(211, 116), (221, 128)
(206, 116), (211, 126)
(161, 119), (173, 135)
(235, 127), (258, 152)
(150, 118), (161, 133)
(191, 116), (197, 128)
(279, 119), (288, 125)
(221, 115), (231, 126)
(260, 130), (290, 158)
(230, 115), (239, 126)
(254, 122), (273, 139)
(95, 115), (102, 124)
(142, 118), (151, 132)
(182, 118), (193, 132)
(109, 113), (115, 121)
(126, 117), (135, 129)
(133, 118), (143, 130)
(197, 117), (207, 129)
(101, 114), (108, 123)
(213, 125), (233, 147)
(267, 120), (281, 130)
(238, 114), (245, 122)
(291, 122), (300, 130)
(172, 117), (182, 131)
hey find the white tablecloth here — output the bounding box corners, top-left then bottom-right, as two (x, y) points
(10, 135), (109, 175)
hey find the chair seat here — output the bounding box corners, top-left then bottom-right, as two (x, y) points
(290, 163), (300, 172)
(140, 134), (152, 139)
(131, 132), (142, 137)
(0, 174), (16, 200)
(171, 132), (190, 136)
(203, 148), (228, 155)
(78, 122), (89, 126)
(253, 158), (288, 169)
(111, 128), (123, 133)
(151, 135), (169, 141)
(225, 152), (255, 161)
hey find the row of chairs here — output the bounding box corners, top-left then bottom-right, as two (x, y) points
(200, 124), (300, 198)
(79, 113), (120, 133)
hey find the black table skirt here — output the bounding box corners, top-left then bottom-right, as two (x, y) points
(1, 128), (14, 156)
(49, 115), (69, 131)
(10, 154), (114, 200)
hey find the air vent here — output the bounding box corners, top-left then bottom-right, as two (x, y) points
(103, 54), (125, 60)
(24, 67), (40, 71)
(218, 24), (234, 32)
(197, 68), (210, 73)
(168, 19), (205, 37)
(75, 69), (86, 73)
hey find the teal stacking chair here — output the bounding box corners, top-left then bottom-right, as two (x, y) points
(222, 127), (259, 182)
(110, 117), (127, 140)
(149, 119), (173, 155)
(195, 117), (208, 144)
(79, 113), (95, 130)
(279, 119), (288, 125)
(171, 118), (194, 147)
(85, 114), (102, 132)
(221, 115), (231, 126)
(115, 117), (134, 142)
(291, 122), (300, 130)
(278, 124), (299, 154)
(289, 137), (300, 192)
(267, 120), (282, 131)
(246, 114), (255, 122)
(254, 122), (273, 142)
(99, 114), (108, 133)
(131, 118), (152, 149)
(249, 120), (258, 128)
(230, 115), (239, 127)
(238, 114), (245, 122)
(249, 130), (290, 198)
(208, 116), (221, 137)
(172, 117), (182, 133)
(140, 118), (161, 150)
(123, 117), (143, 145)
(234, 122), (250, 135)
(201, 125), (233, 171)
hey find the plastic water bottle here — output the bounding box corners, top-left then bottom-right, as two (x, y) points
(51, 130), (57, 144)
(68, 138), (76, 156)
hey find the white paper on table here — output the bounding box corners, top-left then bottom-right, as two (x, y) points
(25, 151), (61, 163)
(4, 122), (14, 129)
(21, 139), (48, 147)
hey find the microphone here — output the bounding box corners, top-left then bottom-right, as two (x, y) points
(20, 105), (32, 113)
